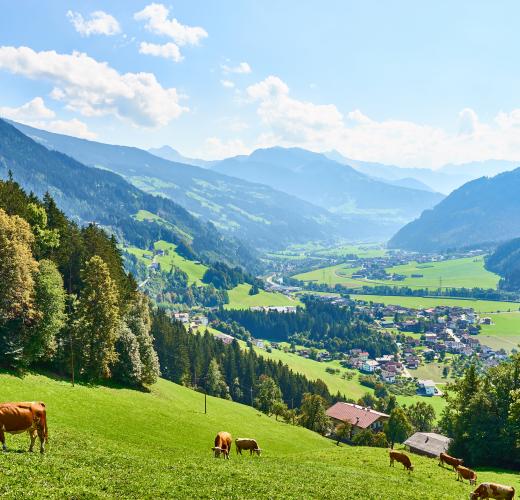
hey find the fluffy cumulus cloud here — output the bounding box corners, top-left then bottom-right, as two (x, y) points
(0, 97), (55, 121)
(134, 3), (207, 45)
(242, 75), (520, 167)
(139, 41), (182, 62)
(0, 46), (188, 127)
(221, 62), (251, 74)
(0, 97), (95, 139)
(67, 10), (121, 37)
(220, 79), (235, 89)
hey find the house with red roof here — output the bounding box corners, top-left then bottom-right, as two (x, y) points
(326, 402), (389, 435)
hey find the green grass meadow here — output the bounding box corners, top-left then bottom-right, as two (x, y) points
(294, 256), (500, 291)
(225, 283), (303, 310)
(1, 372), (518, 499)
(479, 312), (520, 352)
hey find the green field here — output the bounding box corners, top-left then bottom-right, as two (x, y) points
(353, 294), (520, 313)
(314, 243), (387, 259)
(479, 312), (520, 352)
(1, 372), (517, 499)
(225, 283), (303, 310)
(294, 256), (500, 291)
(125, 240), (208, 285)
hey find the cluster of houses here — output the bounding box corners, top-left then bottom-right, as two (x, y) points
(344, 350), (405, 385)
(173, 312), (209, 330)
(249, 305), (298, 313)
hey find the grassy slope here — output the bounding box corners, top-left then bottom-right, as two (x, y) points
(124, 240), (208, 285)
(479, 312), (520, 352)
(294, 256), (500, 291)
(1, 373), (518, 499)
(225, 283), (303, 310)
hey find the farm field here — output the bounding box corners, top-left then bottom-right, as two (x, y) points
(294, 256), (500, 291)
(479, 312), (520, 352)
(124, 240), (208, 285)
(2, 372), (517, 499)
(409, 362), (454, 384)
(352, 294), (520, 313)
(314, 243), (387, 258)
(225, 283), (303, 310)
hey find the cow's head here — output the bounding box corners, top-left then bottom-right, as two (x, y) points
(253, 448), (262, 456)
(408, 465), (414, 471)
(212, 446), (223, 458)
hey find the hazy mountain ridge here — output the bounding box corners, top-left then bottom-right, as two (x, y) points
(327, 150), (519, 194)
(10, 122), (400, 248)
(389, 167), (520, 252)
(148, 145), (215, 168)
(0, 119), (255, 269)
(214, 147), (444, 223)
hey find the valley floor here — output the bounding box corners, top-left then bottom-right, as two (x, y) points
(1, 373), (517, 499)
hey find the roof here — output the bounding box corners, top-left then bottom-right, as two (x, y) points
(419, 379), (436, 387)
(404, 432), (451, 457)
(326, 402), (389, 429)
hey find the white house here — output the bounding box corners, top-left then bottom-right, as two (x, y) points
(361, 359), (379, 373)
(418, 379), (436, 396)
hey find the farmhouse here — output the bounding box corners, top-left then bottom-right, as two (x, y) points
(326, 402), (389, 434)
(404, 432), (451, 458)
(418, 379), (437, 396)
(361, 359), (379, 373)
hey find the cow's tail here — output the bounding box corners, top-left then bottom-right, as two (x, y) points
(41, 409), (48, 443)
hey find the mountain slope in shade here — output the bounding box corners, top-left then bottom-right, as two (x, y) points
(10, 121), (399, 248)
(0, 119), (255, 268)
(327, 150), (519, 195)
(389, 167), (520, 252)
(148, 145), (215, 168)
(214, 147), (444, 224)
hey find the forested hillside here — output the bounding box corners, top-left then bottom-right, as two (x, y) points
(0, 119), (255, 270)
(0, 177), (159, 386)
(11, 121), (364, 249)
(485, 238), (520, 290)
(389, 168), (520, 251)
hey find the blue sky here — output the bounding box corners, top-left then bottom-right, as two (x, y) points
(1, 1), (520, 167)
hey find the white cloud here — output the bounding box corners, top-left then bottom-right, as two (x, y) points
(0, 97), (55, 121)
(0, 96), (96, 139)
(202, 137), (250, 160)
(37, 118), (97, 139)
(67, 10), (121, 37)
(220, 79), (235, 89)
(221, 62), (251, 74)
(134, 3), (207, 46)
(139, 41), (182, 62)
(244, 75), (520, 167)
(0, 46), (188, 127)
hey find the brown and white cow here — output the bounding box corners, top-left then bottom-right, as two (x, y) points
(235, 438), (261, 456)
(439, 452), (464, 471)
(389, 450), (414, 472)
(457, 465), (477, 485)
(212, 431), (232, 459)
(470, 483), (515, 500)
(0, 402), (48, 454)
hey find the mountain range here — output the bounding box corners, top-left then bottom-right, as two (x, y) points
(0, 119), (254, 269)
(212, 147), (444, 224)
(11, 122), (442, 249)
(327, 150), (519, 195)
(389, 167), (520, 252)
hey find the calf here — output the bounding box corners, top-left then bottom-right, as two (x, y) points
(235, 438), (261, 456)
(470, 483), (515, 500)
(212, 431), (232, 459)
(0, 402), (48, 454)
(457, 465), (477, 485)
(439, 451), (464, 471)
(389, 450), (414, 472)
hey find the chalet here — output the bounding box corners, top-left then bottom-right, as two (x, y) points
(326, 402), (389, 435)
(480, 317), (492, 325)
(214, 332), (234, 345)
(381, 370), (396, 383)
(173, 312), (190, 324)
(424, 333), (437, 343)
(404, 432), (451, 458)
(418, 379), (436, 396)
(361, 359), (379, 373)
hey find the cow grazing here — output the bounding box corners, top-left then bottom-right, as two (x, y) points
(470, 483), (515, 500)
(0, 402), (48, 454)
(235, 438), (261, 456)
(389, 450), (414, 472)
(457, 465), (478, 485)
(439, 451), (464, 471)
(212, 431), (232, 459)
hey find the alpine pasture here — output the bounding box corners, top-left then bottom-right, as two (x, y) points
(1, 372), (518, 499)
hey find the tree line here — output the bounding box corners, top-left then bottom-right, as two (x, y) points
(0, 176), (159, 387)
(212, 298), (397, 357)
